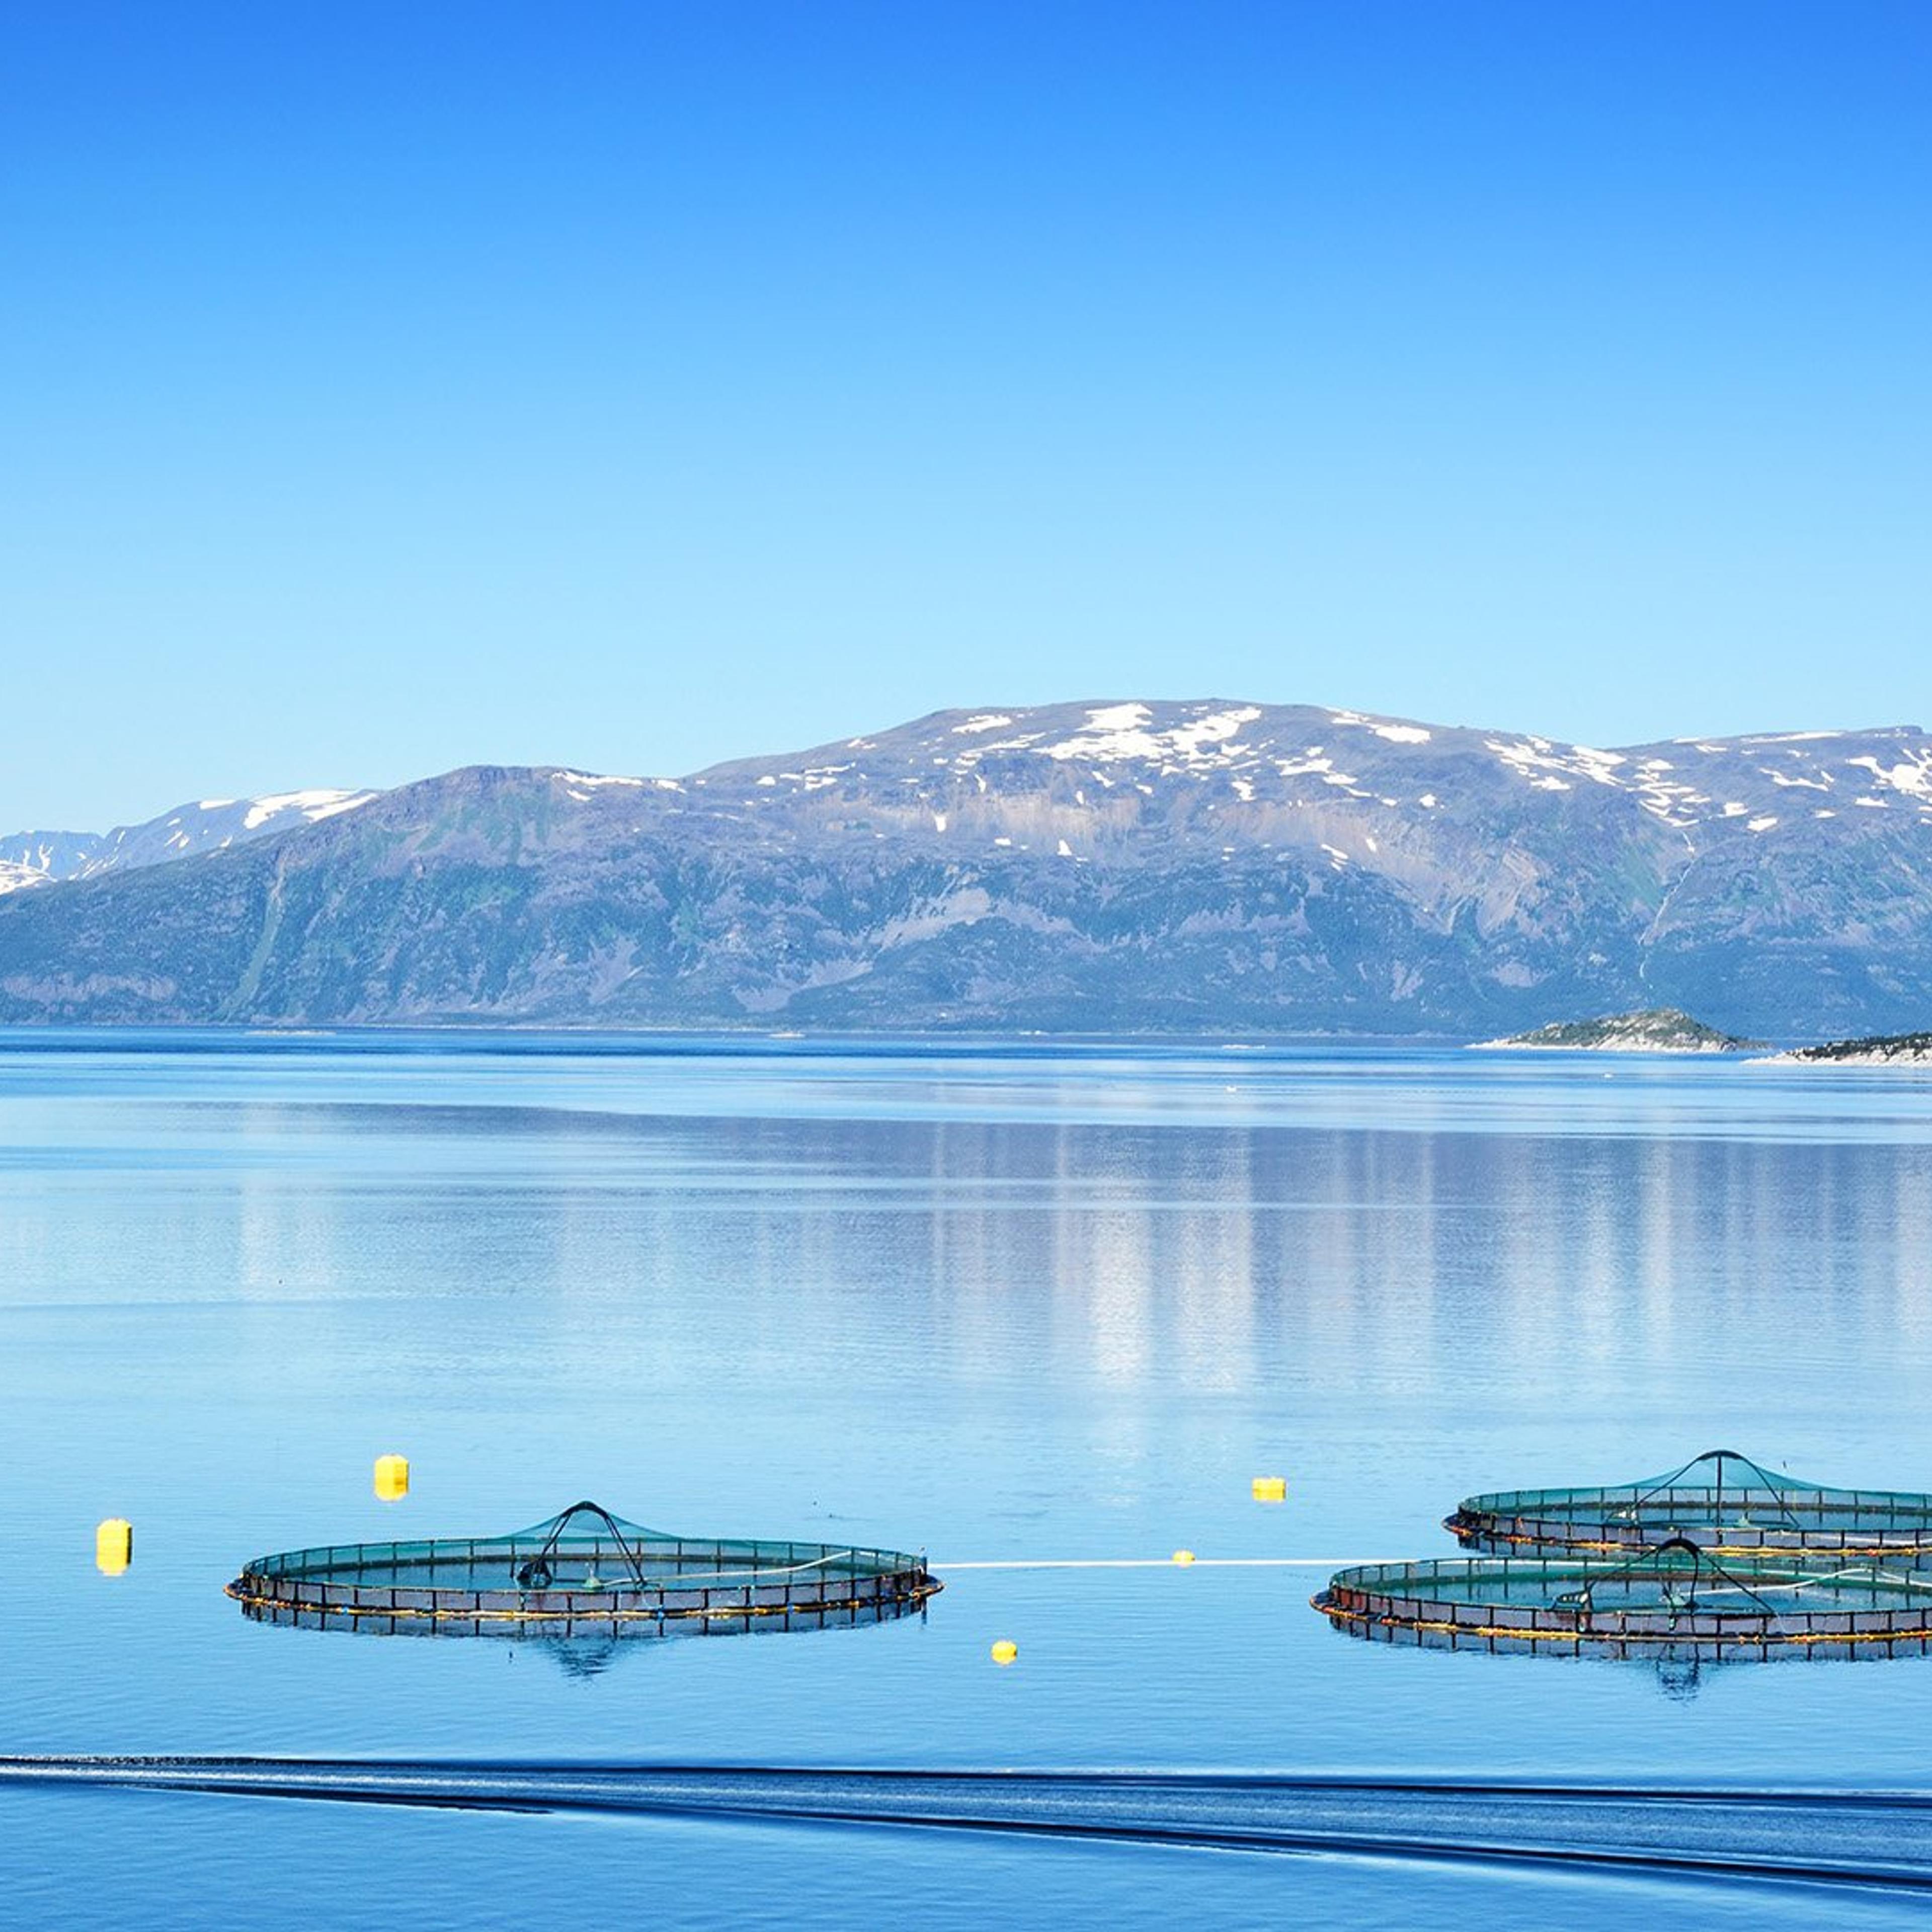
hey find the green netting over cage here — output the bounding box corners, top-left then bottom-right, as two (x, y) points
(1314, 1539), (1932, 1661)
(1443, 1450), (1932, 1561)
(226, 1500), (940, 1639)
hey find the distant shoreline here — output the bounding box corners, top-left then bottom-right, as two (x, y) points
(2, 1016), (1926, 1064)
(1756, 1032), (1932, 1068)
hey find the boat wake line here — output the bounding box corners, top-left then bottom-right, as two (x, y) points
(4, 1758), (1932, 1891)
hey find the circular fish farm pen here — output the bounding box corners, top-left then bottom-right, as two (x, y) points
(1444, 1448), (1932, 1562)
(1313, 1540), (1932, 1662)
(226, 1501), (941, 1640)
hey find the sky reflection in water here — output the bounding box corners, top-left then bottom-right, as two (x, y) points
(3, 1034), (1931, 1925)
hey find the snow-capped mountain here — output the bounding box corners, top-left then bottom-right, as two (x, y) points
(1, 701), (1928, 1037)
(682, 700), (1932, 846)
(0, 790), (378, 896)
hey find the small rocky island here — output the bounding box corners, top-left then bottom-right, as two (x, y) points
(1770, 1031), (1932, 1066)
(1475, 1007), (1763, 1053)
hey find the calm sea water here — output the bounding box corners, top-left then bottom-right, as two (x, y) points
(4, 1031), (1932, 1927)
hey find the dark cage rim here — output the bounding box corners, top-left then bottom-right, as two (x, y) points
(1447, 1450), (1932, 1555)
(224, 1500), (940, 1629)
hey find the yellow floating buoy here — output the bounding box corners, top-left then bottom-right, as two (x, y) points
(990, 1639), (1018, 1665)
(96, 1518), (132, 1576)
(1172, 1548), (1196, 1566)
(373, 1454), (410, 1501)
(1251, 1475), (1287, 1503)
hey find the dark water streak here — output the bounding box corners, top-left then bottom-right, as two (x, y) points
(5, 1759), (1931, 1892)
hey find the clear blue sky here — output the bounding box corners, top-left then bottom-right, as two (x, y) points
(3, 2), (1927, 829)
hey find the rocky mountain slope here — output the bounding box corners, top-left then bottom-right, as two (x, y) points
(1, 700), (1928, 1036)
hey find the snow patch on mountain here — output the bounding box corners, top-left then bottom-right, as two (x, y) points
(1042, 703), (1261, 766)
(556, 770), (649, 790)
(1484, 736), (1630, 793)
(242, 789), (377, 832)
(1850, 753), (1932, 798)
(1329, 709), (1432, 745)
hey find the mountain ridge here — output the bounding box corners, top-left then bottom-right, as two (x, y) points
(0, 789), (377, 897)
(2, 700), (1929, 1037)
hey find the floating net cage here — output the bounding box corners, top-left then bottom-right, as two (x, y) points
(1444, 1449), (1932, 1562)
(1314, 1539), (1932, 1661)
(226, 1500), (941, 1640)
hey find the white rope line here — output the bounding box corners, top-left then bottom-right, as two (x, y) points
(935, 1557), (1406, 1571)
